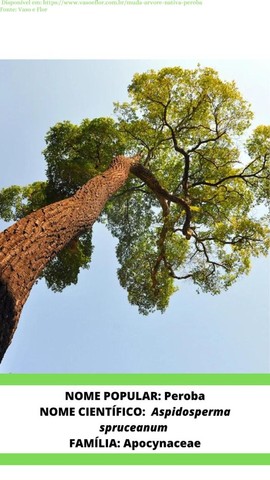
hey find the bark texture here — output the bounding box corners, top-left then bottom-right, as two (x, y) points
(0, 155), (139, 363)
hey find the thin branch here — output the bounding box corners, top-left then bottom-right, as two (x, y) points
(194, 234), (229, 271)
(111, 183), (148, 200)
(192, 154), (269, 188)
(187, 131), (226, 154)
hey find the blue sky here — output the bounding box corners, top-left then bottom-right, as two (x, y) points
(0, 60), (269, 373)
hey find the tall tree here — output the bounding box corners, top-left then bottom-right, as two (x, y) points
(0, 66), (269, 362)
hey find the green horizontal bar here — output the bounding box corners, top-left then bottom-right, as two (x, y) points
(0, 373), (269, 385)
(0, 453), (270, 465)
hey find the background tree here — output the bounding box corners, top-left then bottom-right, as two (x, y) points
(0, 66), (269, 362)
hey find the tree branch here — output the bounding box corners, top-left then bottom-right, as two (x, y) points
(191, 154), (269, 188)
(187, 131), (226, 154)
(193, 234), (229, 271)
(131, 163), (193, 239)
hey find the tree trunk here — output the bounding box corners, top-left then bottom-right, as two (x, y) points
(0, 155), (139, 363)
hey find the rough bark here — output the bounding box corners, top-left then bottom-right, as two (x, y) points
(0, 155), (140, 363)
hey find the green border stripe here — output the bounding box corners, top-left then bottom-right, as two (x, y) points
(0, 454), (270, 465)
(0, 373), (270, 385)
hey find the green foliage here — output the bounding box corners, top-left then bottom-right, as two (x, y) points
(108, 66), (269, 308)
(245, 125), (270, 205)
(0, 185), (24, 221)
(118, 234), (178, 315)
(0, 66), (269, 314)
(44, 118), (126, 201)
(0, 182), (47, 221)
(116, 66), (253, 152)
(42, 232), (93, 292)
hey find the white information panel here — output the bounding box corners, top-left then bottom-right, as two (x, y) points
(0, 385), (269, 453)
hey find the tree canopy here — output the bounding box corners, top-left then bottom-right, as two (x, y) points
(0, 66), (269, 315)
